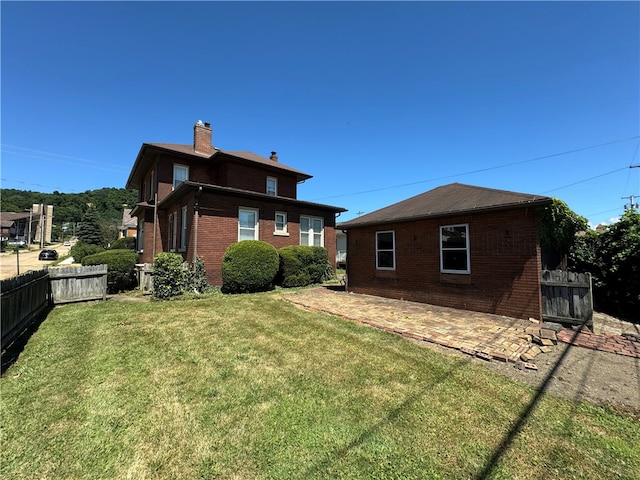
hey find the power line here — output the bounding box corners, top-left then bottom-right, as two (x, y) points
(312, 135), (639, 201)
(541, 167), (629, 194)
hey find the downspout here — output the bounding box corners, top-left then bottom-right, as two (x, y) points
(152, 192), (158, 258)
(193, 186), (202, 263)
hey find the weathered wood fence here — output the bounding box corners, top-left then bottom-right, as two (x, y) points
(49, 265), (108, 304)
(1, 269), (51, 350)
(137, 263), (154, 294)
(541, 270), (593, 328)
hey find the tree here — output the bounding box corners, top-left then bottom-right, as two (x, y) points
(77, 208), (104, 246)
(537, 198), (588, 269)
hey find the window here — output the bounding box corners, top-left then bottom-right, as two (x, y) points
(173, 164), (189, 189)
(300, 216), (323, 246)
(168, 212), (178, 251)
(180, 206), (188, 251)
(266, 177), (277, 196)
(275, 211), (287, 233)
(137, 219), (144, 253)
(239, 208), (259, 241)
(376, 231), (395, 270)
(440, 224), (470, 274)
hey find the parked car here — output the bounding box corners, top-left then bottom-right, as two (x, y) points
(63, 241), (71, 246)
(38, 249), (58, 261)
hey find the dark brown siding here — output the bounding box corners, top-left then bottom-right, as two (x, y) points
(345, 208), (543, 320)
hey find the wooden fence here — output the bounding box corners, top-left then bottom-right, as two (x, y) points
(541, 270), (593, 328)
(49, 265), (108, 304)
(137, 263), (154, 295)
(1, 269), (51, 350)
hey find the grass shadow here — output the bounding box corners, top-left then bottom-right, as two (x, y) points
(1, 305), (53, 375)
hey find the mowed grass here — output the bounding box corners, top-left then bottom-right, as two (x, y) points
(2, 293), (638, 479)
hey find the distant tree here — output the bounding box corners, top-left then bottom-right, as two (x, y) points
(77, 208), (105, 246)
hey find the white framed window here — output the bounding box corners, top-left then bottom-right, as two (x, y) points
(239, 208), (259, 241)
(376, 231), (395, 270)
(180, 206), (188, 251)
(169, 212), (178, 252)
(440, 224), (470, 274)
(267, 177), (278, 196)
(300, 216), (323, 246)
(173, 164), (189, 190)
(137, 219), (144, 253)
(275, 211), (288, 233)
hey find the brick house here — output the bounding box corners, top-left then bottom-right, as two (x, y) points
(338, 183), (552, 320)
(126, 121), (346, 285)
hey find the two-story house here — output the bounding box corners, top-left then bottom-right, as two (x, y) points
(126, 121), (346, 285)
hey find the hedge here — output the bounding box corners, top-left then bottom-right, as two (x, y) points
(82, 249), (138, 293)
(70, 241), (104, 263)
(277, 246), (332, 288)
(222, 241), (279, 293)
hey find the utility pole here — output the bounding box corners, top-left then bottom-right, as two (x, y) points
(622, 195), (639, 211)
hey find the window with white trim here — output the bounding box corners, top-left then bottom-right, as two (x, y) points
(266, 177), (277, 196)
(180, 206), (188, 251)
(168, 212), (178, 252)
(275, 211), (287, 233)
(239, 208), (259, 241)
(376, 231), (395, 270)
(137, 219), (144, 253)
(300, 216), (323, 246)
(440, 224), (470, 274)
(173, 164), (189, 189)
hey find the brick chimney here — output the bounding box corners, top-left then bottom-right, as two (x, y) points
(269, 151), (278, 162)
(193, 121), (213, 155)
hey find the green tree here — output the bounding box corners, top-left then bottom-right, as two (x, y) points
(77, 208), (105, 246)
(537, 198), (588, 253)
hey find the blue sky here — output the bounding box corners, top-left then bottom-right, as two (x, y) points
(2, 1), (638, 227)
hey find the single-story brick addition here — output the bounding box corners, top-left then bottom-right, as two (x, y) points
(337, 183), (552, 320)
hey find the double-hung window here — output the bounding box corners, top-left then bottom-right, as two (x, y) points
(300, 216), (323, 246)
(180, 206), (188, 251)
(440, 224), (470, 274)
(376, 231), (395, 270)
(173, 164), (188, 190)
(266, 177), (277, 196)
(275, 211), (288, 234)
(168, 212), (178, 252)
(239, 208), (259, 241)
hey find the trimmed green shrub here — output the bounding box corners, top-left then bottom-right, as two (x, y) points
(190, 257), (210, 294)
(70, 241), (104, 264)
(222, 241), (279, 293)
(278, 246), (332, 288)
(152, 252), (191, 300)
(82, 249), (138, 293)
(110, 236), (136, 250)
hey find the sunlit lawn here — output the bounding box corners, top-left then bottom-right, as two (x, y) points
(2, 292), (638, 479)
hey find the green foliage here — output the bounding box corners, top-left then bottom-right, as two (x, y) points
(69, 241), (104, 263)
(110, 236), (136, 250)
(190, 257), (210, 294)
(537, 199), (588, 253)
(82, 249), (138, 293)
(569, 210), (640, 318)
(77, 208), (105, 246)
(152, 253), (191, 300)
(221, 241), (279, 293)
(277, 246), (332, 288)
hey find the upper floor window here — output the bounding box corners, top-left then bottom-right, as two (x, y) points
(300, 216), (323, 246)
(275, 211), (287, 233)
(376, 231), (395, 270)
(440, 224), (470, 274)
(173, 164), (189, 190)
(239, 208), (259, 241)
(267, 177), (278, 196)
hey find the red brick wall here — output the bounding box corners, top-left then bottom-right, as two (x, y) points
(218, 162), (298, 198)
(345, 208), (543, 320)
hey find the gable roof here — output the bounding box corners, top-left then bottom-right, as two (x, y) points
(126, 143), (312, 189)
(338, 183), (552, 228)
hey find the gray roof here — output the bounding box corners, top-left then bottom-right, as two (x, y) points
(338, 183), (552, 228)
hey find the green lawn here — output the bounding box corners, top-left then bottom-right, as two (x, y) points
(2, 292), (638, 479)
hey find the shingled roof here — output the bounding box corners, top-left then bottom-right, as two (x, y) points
(338, 183), (551, 228)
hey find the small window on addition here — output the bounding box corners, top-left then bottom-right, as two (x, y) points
(275, 212), (288, 235)
(440, 224), (470, 274)
(376, 231), (395, 270)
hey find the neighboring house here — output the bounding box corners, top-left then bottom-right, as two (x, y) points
(338, 183), (552, 320)
(126, 121), (346, 285)
(119, 208), (138, 239)
(336, 230), (347, 268)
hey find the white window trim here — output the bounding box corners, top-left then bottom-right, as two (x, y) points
(267, 176), (278, 196)
(238, 207), (259, 241)
(300, 215), (324, 247)
(180, 206), (188, 252)
(376, 230), (396, 270)
(274, 211), (289, 236)
(169, 212), (178, 252)
(440, 223), (470, 274)
(173, 164), (189, 190)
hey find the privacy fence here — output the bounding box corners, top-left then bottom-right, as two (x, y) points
(1, 265), (108, 351)
(541, 270), (593, 329)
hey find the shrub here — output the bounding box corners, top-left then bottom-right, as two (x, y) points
(70, 241), (104, 264)
(110, 236), (136, 250)
(190, 256), (210, 294)
(222, 241), (279, 293)
(82, 249), (138, 293)
(278, 246), (332, 288)
(152, 253), (190, 300)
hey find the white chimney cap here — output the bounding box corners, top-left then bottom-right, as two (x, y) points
(196, 120), (204, 126)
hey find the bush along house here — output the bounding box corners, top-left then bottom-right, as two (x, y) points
(126, 121), (346, 286)
(338, 183), (552, 320)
